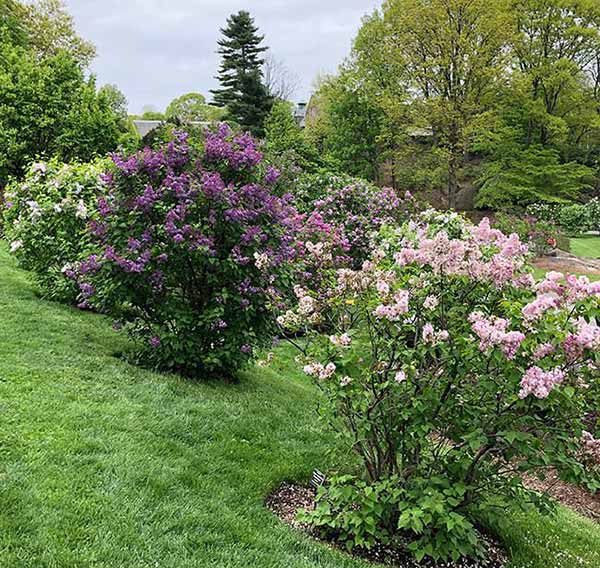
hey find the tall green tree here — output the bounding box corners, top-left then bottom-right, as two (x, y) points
(211, 10), (272, 136)
(165, 92), (224, 123)
(0, 49), (121, 182)
(357, 0), (513, 207)
(305, 70), (386, 181)
(264, 99), (323, 172)
(472, 0), (600, 207)
(0, 0), (27, 47)
(23, 0), (96, 68)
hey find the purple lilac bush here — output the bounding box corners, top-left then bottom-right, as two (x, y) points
(74, 125), (300, 376)
(311, 180), (419, 268)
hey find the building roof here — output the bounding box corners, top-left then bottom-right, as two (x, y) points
(132, 120), (210, 138)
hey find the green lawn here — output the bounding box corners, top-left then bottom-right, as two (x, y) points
(1, 244), (600, 567)
(570, 236), (600, 260)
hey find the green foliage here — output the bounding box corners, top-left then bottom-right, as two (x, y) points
(527, 198), (600, 234)
(475, 145), (595, 209)
(22, 0), (96, 67)
(211, 10), (272, 136)
(559, 204), (589, 235)
(165, 92), (224, 123)
(0, 48), (122, 183)
(304, 71), (384, 182)
(3, 158), (108, 302)
(318, 0), (600, 208)
(0, 0), (27, 47)
(264, 100), (323, 173)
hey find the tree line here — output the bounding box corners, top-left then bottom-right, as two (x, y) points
(304, 0), (600, 209)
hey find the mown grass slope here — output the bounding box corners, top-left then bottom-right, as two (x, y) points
(0, 244), (599, 568)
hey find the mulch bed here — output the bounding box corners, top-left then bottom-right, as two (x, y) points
(523, 470), (600, 522)
(265, 482), (508, 568)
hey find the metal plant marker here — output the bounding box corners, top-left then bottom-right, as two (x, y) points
(310, 469), (326, 490)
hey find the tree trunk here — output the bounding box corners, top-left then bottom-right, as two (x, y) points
(447, 123), (460, 209)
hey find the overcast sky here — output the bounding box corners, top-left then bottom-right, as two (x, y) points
(64, 0), (381, 115)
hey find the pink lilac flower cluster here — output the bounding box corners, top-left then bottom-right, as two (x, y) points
(523, 271), (600, 321)
(422, 323), (449, 345)
(394, 218), (530, 287)
(519, 366), (565, 399)
(564, 317), (600, 362)
(469, 311), (525, 359)
(303, 362), (336, 380)
(373, 290), (410, 321)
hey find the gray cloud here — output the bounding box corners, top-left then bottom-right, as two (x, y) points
(64, 0), (381, 114)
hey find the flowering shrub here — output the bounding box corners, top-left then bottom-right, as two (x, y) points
(493, 212), (564, 256)
(527, 199), (600, 234)
(311, 181), (419, 268)
(280, 215), (600, 562)
(3, 158), (108, 302)
(75, 126), (299, 376)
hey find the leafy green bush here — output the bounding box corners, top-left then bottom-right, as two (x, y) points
(558, 204), (588, 235)
(3, 158), (108, 303)
(280, 213), (600, 562)
(475, 146), (594, 210)
(526, 199), (599, 235)
(74, 127), (299, 377)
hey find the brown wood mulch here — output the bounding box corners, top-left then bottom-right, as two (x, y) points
(265, 482), (509, 568)
(523, 470), (600, 522)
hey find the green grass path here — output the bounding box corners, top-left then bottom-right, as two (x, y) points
(0, 245), (599, 567)
(570, 236), (600, 260)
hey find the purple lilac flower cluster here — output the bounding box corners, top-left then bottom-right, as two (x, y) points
(73, 126), (302, 377)
(311, 181), (417, 268)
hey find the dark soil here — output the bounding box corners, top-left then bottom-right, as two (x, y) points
(265, 483), (509, 568)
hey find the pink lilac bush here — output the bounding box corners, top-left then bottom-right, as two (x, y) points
(74, 126), (300, 376)
(279, 212), (600, 561)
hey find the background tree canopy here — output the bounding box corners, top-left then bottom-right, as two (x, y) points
(165, 92), (225, 123)
(304, 0), (600, 210)
(0, 0), (129, 184)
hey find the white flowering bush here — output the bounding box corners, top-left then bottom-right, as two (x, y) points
(527, 199), (600, 234)
(280, 214), (600, 562)
(3, 158), (109, 303)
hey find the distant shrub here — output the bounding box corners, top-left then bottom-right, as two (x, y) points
(527, 199), (599, 235)
(558, 204), (588, 235)
(74, 126), (299, 377)
(293, 172), (370, 211)
(584, 197), (600, 232)
(310, 179), (420, 268)
(3, 158), (108, 303)
(493, 212), (564, 256)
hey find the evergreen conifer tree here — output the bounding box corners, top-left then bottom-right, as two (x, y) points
(211, 10), (272, 136)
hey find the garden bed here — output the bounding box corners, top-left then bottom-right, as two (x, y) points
(266, 483), (509, 568)
(523, 472), (600, 523)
